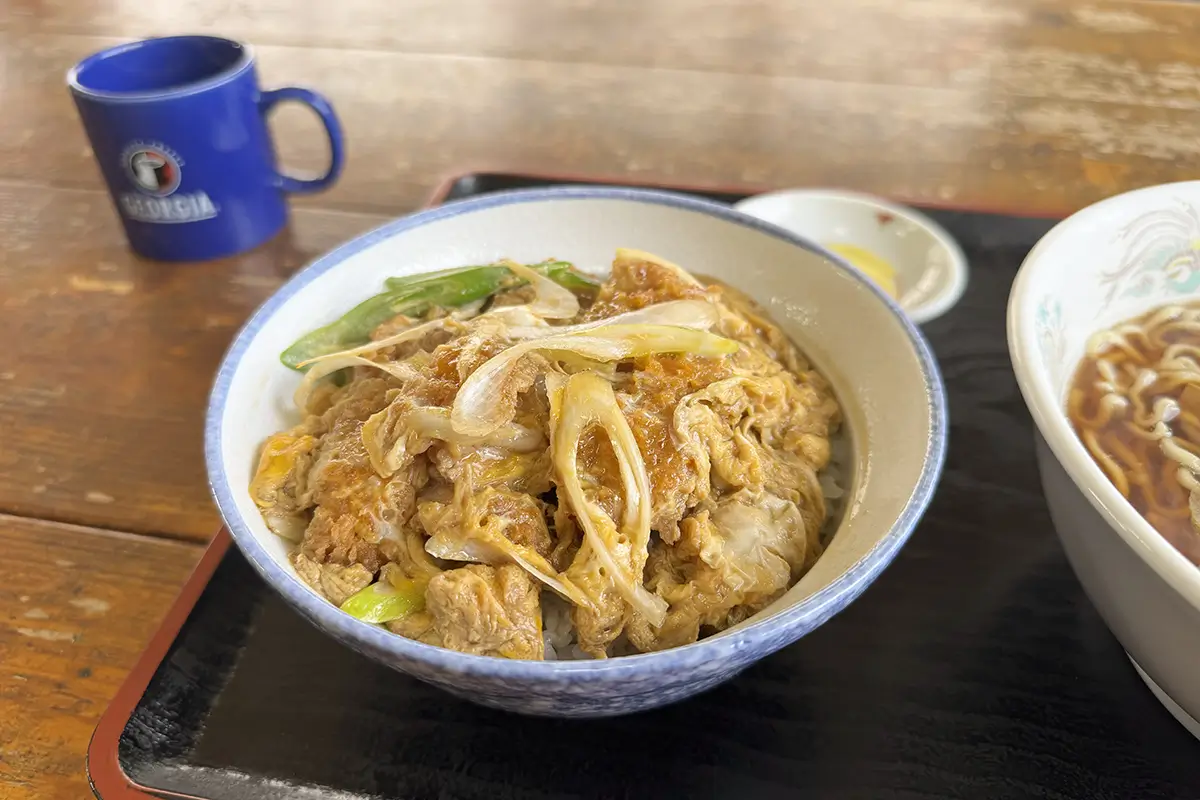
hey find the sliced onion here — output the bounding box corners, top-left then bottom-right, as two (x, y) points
(294, 355), (419, 412)
(362, 402), (423, 477)
(501, 259), (579, 319)
(553, 372), (667, 627)
(480, 305), (548, 330)
(614, 248), (704, 288)
(296, 317), (453, 369)
(451, 324), (738, 437)
(474, 299), (719, 342)
(363, 405), (543, 478)
(422, 483), (594, 608)
(293, 318), (450, 411)
(426, 530), (592, 609)
(405, 407), (544, 450)
(504, 299), (719, 340)
(262, 511), (308, 542)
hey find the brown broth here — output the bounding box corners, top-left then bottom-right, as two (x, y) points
(1067, 302), (1200, 567)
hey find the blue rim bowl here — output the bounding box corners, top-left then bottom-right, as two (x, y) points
(205, 186), (948, 717)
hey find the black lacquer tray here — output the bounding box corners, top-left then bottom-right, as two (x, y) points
(89, 173), (1200, 800)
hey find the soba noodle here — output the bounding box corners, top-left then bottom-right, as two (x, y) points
(1068, 303), (1200, 566)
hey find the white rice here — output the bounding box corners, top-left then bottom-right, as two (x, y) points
(540, 428), (852, 660)
(541, 594), (575, 661)
(819, 426), (853, 543)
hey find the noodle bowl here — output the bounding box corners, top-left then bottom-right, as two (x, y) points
(1008, 179), (1200, 739)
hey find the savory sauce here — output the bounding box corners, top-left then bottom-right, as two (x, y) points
(1068, 302), (1200, 566)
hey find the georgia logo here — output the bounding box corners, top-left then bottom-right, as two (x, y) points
(122, 142), (182, 197)
(116, 141), (217, 225)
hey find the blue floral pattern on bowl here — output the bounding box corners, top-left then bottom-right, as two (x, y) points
(1099, 199), (1200, 308)
(1035, 296), (1066, 390)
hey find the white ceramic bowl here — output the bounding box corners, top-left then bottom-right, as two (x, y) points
(206, 186), (947, 717)
(1008, 180), (1200, 738)
(735, 189), (968, 323)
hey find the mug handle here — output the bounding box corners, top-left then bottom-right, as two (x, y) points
(258, 87), (345, 194)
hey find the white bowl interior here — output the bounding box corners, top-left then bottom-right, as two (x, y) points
(735, 190), (966, 323)
(213, 193), (938, 643)
(1009, 180), (1200, 605)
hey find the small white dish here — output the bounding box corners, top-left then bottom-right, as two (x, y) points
(734, 189), (968, 324)
(1008, 180), (1200, 739)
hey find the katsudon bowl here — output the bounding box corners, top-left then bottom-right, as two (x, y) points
(205, 187), (947, 717)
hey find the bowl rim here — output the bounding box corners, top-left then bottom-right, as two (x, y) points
(733, 187), (970, 324)
(205, 185), (949, 680)
(1007, 180), (1200, 613)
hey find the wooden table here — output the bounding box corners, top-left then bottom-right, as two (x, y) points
(4, 1), (1200, 796)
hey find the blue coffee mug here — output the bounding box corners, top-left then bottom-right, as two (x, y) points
(68, 35), (344, 262)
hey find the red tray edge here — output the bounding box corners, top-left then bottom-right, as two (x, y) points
(87, 531), (232, 800)
(422, 166), (1070, 220)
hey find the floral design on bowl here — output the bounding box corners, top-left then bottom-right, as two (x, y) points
(1099, 199), (1200, 309)
(1035, 296), (1066, 390)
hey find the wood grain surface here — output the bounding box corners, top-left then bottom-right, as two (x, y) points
(4, 0), (1200, 541)
(4, 0), (1200, 797)
(0, 184), (389, 540)
(0, 514), (200, 800)
(7, 1), (1200, 216)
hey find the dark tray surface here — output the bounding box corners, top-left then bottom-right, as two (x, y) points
(110, 175), (1200, 800)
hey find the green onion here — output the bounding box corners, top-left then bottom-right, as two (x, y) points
(381, 260), (598, 294)
(451, 324), (739, 437)
(339, 579), (425, 624)
(280, 271), (504, 369)
(533, 260), (602, 294)
(280, 261), (600, 370)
